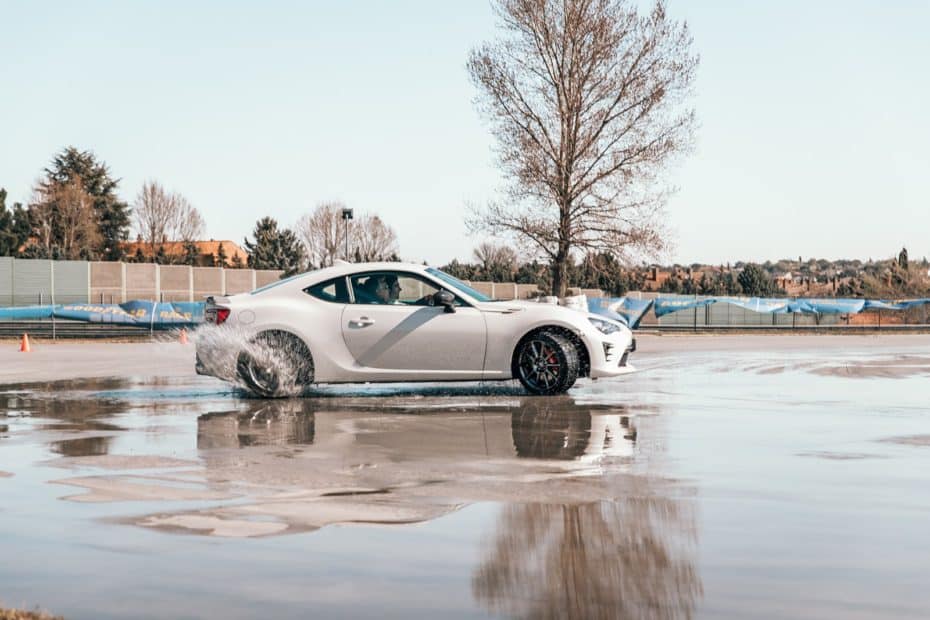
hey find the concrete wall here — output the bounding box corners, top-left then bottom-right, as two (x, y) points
(225, 269), (255, 294)
(0, 258), (284, 305)
(255, 270), (282, 288)
(159, 265), (192, 302)
(192, 267), (225, 299)
(1, 260), (591, 305)
(12, 259), (53, 305)
(53, 260), (90, 304)
(125, 263), (158, 302)
(0, 257), (12, 306)
(90, 262), (123, 303)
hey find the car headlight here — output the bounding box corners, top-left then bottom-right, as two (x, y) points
(588, 317), (621, 335)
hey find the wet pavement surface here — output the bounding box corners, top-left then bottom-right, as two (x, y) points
(2, 339), (930, 618)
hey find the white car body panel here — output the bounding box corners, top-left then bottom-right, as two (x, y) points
(199, 262), (635, 385)
(341, 304), (486, 378)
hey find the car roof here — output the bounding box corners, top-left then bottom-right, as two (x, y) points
(250, 262), (434, 295)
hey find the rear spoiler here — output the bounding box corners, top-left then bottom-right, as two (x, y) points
(205, 295), (231, 306)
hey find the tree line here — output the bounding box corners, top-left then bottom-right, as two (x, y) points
(4, 0), (698, 295)
(1, 148), (130, 260)
(0, 147), (400, 274)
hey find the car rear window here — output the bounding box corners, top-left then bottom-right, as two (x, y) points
(305, 277), (350, 303)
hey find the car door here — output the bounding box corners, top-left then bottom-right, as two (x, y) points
(340, 271), (487, 378)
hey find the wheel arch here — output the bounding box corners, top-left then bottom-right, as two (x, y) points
(248, 328), (315, 385)
(510, 325), (591, 379)
(252, 328), (312, 353)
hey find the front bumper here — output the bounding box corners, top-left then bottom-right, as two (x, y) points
(588, 333), (637, 379)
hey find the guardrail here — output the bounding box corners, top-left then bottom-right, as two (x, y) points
(0, 320), (159, 339)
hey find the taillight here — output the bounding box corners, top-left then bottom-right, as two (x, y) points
(215, 308), (230, 325)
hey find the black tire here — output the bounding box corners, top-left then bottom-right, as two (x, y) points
(514, 331), (579, 395)
(236, 331), (314, 398)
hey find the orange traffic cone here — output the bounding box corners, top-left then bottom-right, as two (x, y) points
(20, 333), (31, 353)
(178, 328), (189, 345)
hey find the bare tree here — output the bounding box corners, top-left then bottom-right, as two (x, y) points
(353, 213), (398, 262)
(27, 177), (100, 259)
(468, 0), (697, 295)
(133, 181), (205, 262)
(56, 179), (101, 259)
(172, 194), (205, 243)
(295, 202), (344, 269)
(474, 241), (518, 281)
(296, 202), (399, 268)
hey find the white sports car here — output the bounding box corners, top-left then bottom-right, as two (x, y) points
(196, 262), (636, 397)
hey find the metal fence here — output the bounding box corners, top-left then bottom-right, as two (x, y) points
(630, 293), (930, 329)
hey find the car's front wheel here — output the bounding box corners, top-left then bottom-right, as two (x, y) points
(236, 331), (314, 398)
(514, 331), (579, 395)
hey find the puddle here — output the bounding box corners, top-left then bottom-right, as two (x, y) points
(2, 341), (930, 618)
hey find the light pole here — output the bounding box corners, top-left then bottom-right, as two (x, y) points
(341, 208), (354, 261)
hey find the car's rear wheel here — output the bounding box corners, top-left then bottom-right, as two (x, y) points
(236, 331), (314, 398)
(514, 331), (579, 395)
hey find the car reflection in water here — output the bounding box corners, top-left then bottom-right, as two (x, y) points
(197, 402), (315, 449)
(190, 395), (701, 617)
(511, 396), (637, 462)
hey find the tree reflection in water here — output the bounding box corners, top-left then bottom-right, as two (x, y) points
(478, 399), (701, 619)
(474, 498), (701, 620)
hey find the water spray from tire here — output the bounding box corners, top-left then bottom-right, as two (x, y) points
(190, 325), (312, 398)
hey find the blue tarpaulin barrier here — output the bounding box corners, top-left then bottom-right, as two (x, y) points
(587, 297), (654, 329)
(0, 301), (204, 327)
(652, 296), (930, 318)
(862, 298), (930, 311)
(3, 296), (930, 330)
(0, 305), (56, 320)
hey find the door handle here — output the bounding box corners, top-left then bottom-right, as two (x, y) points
(349, 317), (375, 327)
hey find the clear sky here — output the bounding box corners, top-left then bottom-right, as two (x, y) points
(2, 1), (928, 266)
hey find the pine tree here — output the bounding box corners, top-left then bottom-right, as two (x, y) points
(244, 217), (304, 276)
(738, 264), (780, 296)
(36, 147), (131, 260)
(0, 188), (31, 256)
(898, 247), (909, 271)
(231, 253), (245, 269)
(182, 241), (200, 266)
(216, 242), (228, 267)
(155, 245), (168, 264)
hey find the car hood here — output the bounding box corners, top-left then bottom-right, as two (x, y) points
(474, 298), (589, 316)
(473, 299), (629, 330)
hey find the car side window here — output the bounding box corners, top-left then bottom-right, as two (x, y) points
(304, 277), (350, 303)
(349, 272), (463, 306)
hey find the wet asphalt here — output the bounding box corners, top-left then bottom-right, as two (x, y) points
(2, 338), (930, 619)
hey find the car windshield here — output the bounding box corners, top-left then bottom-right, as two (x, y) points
(426, 267), (492, 302)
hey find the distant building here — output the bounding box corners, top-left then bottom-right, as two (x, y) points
(120, 239), (249, 267)
(642, 267), (671, 291)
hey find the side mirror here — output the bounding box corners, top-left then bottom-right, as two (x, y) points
(433, 290), (456, 313)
